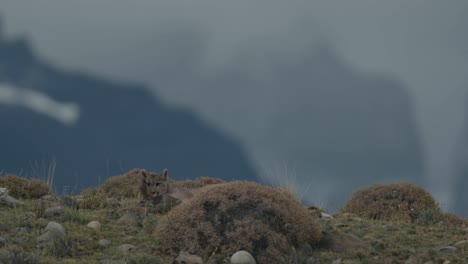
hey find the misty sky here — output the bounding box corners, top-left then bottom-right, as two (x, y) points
(1, 0), (468, 208)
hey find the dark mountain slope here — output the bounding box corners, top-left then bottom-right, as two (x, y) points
(0, 37), (258, 192)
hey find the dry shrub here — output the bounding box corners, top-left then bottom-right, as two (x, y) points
(79, 188), (109, 210)
(341, 182), (442, 223)
(174, 176), (225, 189)
(443, 213), (468, 226)
(154, 181), (322, 262)
(99, 171), (141, 199)
(79, 170), (141, 209)
(0, 174), (51, 199)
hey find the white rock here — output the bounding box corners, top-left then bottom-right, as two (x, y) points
(44, 221), (66, 236)
(0, 187), (8, 195)
(98, 239), (111, 247)
(321, 212), (334, 219)
(37, 221), (67, 249)
(438, 246), (457, 255)
(87, 221), (101, 231)
(454, 240), (468, 249)
(117, 244), (137, 253)
(0, 194), (23, 207)
(230, 250), (256, 264)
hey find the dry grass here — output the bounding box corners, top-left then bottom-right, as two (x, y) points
(79, 169), (142, 209)
(0, 174), (467, 263)
(0, 174), (52, 199)
(174, 176), (225, 189)
(340, 182), (442, 223)
(154, 181), (322, 262)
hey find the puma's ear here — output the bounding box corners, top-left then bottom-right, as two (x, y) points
(140, 169), (148, 179)
(161, 168), (168, 180)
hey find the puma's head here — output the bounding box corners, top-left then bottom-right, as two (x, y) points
(138, 168), (169, 198)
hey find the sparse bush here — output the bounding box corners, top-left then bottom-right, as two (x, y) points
(79, 188), (109, 210)
(175, 176), (225, 189)
(0, 245), (39, 264)
(99, 172), (141, 199)
(443, 213), (468, 226)
(340, 182), (442, 223)
(0, 175), (51, 199)
(154, 181), (322, 263)
(79, 170), (142, 210)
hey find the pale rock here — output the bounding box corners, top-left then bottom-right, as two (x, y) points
(37, 221), (67, 249)
(321, 212), (334, 219)
(0, 187), (8, 195)
(438, 246), (457, 255)
(99, 239), (111, 247)
(87, 221), (101, 231)
(116, 244), (136, 254)
(230, 250), (256, 264)
(43, 206), (64, 218)
(0, 194), (23, 207)
(454, 240), (468, 249)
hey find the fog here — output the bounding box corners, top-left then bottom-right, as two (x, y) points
(1, 0), (468, 210)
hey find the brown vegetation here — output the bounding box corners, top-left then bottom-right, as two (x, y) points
(0, 174), (51, 199)
(341, 182), (442, 223)
(79, 170), (141, 209)
(154, 181), (322, 262)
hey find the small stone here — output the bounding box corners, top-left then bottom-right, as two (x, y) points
(87, 221), (101, 231)
(98, 239), (111, 247)
(0, 187), (9, 195)
(443, 261), (450, 264)
(0, 194), (24, 207)
(37, 221), (67, 249)
(321, 212), (334, 219)
(230, 250), (256, 264)
(438, 246), (457, 255)
(44, 221), (66, 236)
(116, 244), (136, 254)
(0, 236), (6, 247)
(174, 251), (203, 264)
(43, 206), (64, 218)
(454, 240), (468, 249)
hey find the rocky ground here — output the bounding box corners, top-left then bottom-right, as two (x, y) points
(0, 175), (467, 264)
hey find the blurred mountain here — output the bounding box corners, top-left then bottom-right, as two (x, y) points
(0, 35), (258, 192)
(453, 98), (468, 217)
(185, 44), (425, 210)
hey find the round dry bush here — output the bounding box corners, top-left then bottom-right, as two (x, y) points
(79, 188), (108, 209)
(175, 176), (225, 189)
(99, 171), (141, 199)
(443, 213), (468, 227)
(154, 181), (322, 262)
(0, 174), (51, 199)
(341, 182), (441, 223)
